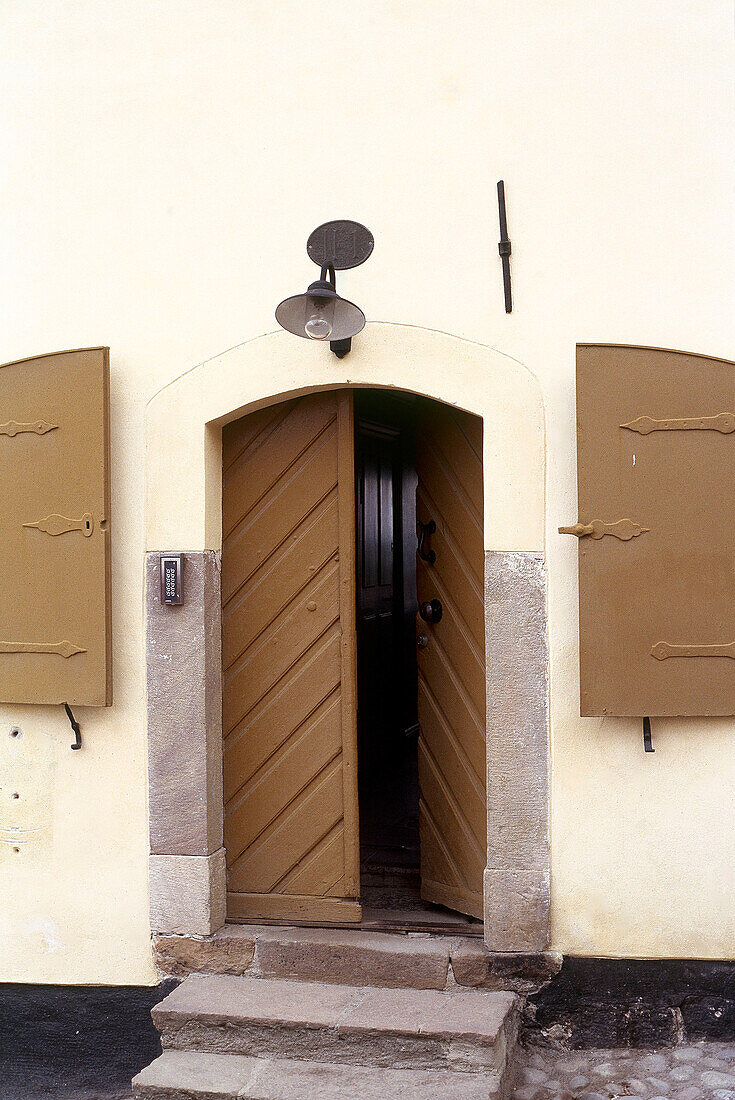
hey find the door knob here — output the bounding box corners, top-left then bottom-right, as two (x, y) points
(419, 598), (443, 623)
(416, 634), (429, 649)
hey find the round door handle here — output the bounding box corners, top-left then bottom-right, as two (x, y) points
(419, 598), (443, 624)
(416, 633), (429, 649)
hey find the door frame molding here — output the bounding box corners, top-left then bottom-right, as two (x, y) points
(144, 322), (550, 952)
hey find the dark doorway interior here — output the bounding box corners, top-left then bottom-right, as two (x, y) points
(354, 390), (419, 885)
(354, 391), (481, 933)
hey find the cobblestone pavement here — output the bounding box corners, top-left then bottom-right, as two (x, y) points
(512, 1042), (735, 1098)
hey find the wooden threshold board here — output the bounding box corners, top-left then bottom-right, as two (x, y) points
(228, 908), (484, 937)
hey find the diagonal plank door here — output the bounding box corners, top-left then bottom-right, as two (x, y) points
(221, 391), (360, 923)
(415, 400), (486, 920)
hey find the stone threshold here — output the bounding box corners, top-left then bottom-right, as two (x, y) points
(153, 922), (562, 995)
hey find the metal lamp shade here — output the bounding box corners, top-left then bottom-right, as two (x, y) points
(276, 286), (365, 342)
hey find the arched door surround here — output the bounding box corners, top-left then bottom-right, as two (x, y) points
(144, 322), (549, 953)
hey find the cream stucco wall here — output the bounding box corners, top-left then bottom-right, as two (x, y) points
(1, 0), (734, 983)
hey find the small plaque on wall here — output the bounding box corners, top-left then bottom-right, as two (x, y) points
(0, 348), (111, 705)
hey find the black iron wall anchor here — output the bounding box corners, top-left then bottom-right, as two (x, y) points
(497, 180), (512, 313)
(643, 716), (654, 753)
(63, 702), (82, 750)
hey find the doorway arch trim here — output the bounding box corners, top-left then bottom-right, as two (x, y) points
(144, 322), (550, 952)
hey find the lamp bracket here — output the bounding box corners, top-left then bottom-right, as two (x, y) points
(307, 220), (374, 271)
(330, 338), (352, 359)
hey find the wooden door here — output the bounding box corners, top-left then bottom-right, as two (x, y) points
(415, 400), (486, 920)
(221, 391), (361, 923)
(573, 344), (735, 716)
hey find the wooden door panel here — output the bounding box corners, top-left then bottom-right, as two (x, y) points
(417, 637), (485, 777)
(418, 747), (485, 877)
(416, 458), (483, 584)
(222, 422), (339, 604)
(280, 822), (347, 895)
(416, 534), (485, 650)
(228, 758), (345, 891)
(222, 402), (285, 469)
(421, 585), (486, 705)
(223, 558), (341, 728)
(222, 398), (336, 536)
(418, 687), (485, 847)
(222, 496), (339, 666)
(224, 549), (339, 707)
(224, 635), (341, 798)
(225, 696), (342, 856)
(419, 809), (484, 918)
(420, 811), (463, 891)
(575, 345), (735, 716)
(416, 401), (485, 921)
(222, 391), (360, 923)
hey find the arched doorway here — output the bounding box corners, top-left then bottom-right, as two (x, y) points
(220, 387), (486, 930)
(145, 322), (550, 952)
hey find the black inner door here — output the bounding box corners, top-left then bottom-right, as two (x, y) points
(354, 391), (419, 881)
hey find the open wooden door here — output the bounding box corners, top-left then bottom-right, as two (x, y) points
(221, 391), (361, 923)
(415, 400), (486, 920)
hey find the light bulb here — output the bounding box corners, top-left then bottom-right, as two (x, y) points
(303, 293), (335, 340)
(305, 315), (333, 340)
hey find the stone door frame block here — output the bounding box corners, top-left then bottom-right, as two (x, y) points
(145, 323), (550, 950)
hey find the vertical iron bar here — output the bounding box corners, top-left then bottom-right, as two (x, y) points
(643, 716), (654, 753)
(497, 180), (513, 313)
(63, 702), (82, 750)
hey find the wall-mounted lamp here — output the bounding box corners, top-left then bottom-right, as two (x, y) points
(275, 220), (373, 358)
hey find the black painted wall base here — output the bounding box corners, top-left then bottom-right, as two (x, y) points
(527, 958), (735, 1049)
(1, 958), (734, 1097)
(0, 981), (178, 1100)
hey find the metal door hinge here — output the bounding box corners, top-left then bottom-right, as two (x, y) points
(622, 412), (735, 435)
(559, 519), (649, 541)
(651, 641), (735, 661)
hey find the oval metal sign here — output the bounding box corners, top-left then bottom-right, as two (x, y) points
(307, 220), (374, 271)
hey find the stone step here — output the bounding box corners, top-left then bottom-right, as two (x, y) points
(155, 924), (455, 988)
(251, 926), (450, 989)
(152, 974), (520, 1077)
(133, 1049), (514, 1099)
(153, 922), (562, 994)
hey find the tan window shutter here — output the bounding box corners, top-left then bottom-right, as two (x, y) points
(569, 343), (735, 717)
(0, 348), (111, 706)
